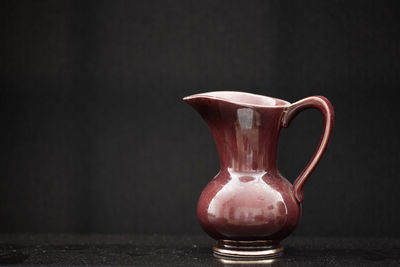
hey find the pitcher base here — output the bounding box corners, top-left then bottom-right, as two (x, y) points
(213, 240), (283, 259)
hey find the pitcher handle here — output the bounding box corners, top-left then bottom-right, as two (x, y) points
(281, 96), (334, 203)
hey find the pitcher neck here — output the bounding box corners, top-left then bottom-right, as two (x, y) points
(184, 92), (288, 173)
(210, 121), (280, 172)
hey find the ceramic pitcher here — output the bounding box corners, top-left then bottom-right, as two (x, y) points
(184, 91), (334, 259)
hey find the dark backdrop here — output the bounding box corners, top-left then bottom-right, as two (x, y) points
(1, 0), (399, 237)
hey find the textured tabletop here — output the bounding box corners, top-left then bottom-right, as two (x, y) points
(0, 234), (399, 266)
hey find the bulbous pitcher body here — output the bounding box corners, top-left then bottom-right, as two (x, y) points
(184, 91), (334, 259)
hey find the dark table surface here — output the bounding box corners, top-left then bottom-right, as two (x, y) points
(0, 234), (399, 266)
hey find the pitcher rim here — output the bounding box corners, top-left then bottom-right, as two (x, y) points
(183, 91), (291, 108)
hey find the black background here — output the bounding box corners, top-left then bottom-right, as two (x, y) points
(0, 0), (399, 237)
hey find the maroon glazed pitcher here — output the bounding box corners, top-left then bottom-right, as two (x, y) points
(184, 91), (334, 259)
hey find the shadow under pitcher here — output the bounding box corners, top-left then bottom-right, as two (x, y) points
(183, 91), (334, 259)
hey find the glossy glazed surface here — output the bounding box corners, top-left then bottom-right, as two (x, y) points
(184, 91), (334, 243)
(197, 169), (300, 241)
